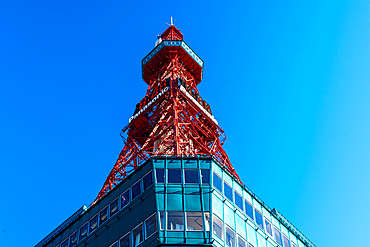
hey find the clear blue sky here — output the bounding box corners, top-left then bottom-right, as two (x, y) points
(1, 1), (369, 246)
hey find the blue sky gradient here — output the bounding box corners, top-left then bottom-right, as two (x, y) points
(1, 1), (369, 246)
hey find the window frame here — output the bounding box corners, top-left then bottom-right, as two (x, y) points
(167, 168), (183, 184)
(109, 241), (118, 247)
(225, 224), (236, 247)
(185, 211), (204, 231)
(237, 235), (246, 247)
(245, 200), (254, 220)
(69, 230), (78, 247)
(99, 206), (108, 226)
(78, 222), (88, 242)
(167, 211), (184, 231)
(145, 213), (158, 239)
(88, 213), (98, 234)
(132, 223), (144, 247)
(234, 191), (244, 211)
(184, 169), (200, 184)
(131, 180), (142, 201)
(143, 170), (153, 191)
(224, 181), (234, 202)
(254, 208), (264, 229)
(213, 172), (223, 193)
(264, 218), (273, 237)
(110, 197), (119, 217)
(119, 232), (130, 247)
(120, 188), (130, 209)
(212, 214), (224, 240)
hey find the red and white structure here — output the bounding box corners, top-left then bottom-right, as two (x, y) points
(95, 24), (240, 202)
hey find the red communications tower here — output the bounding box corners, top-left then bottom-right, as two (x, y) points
(95, 24), (240, 202)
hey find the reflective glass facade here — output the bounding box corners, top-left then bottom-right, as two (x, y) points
(37, 157), (314, 247)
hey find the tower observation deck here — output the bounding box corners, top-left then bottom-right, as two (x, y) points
(36, 24), (315, 247)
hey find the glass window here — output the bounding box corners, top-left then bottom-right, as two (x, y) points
(234, 191), (243, 210)
(69, 231), (78, 247)
(212, 214), (223, 239)
(121, 189), (129, 209)
(133, 224), (143, 247)
(283, 234), (291, 247)
(119, 232), (130, 247)
(186, 212), (203, 231)
(109, 241), (118, 247)
(132, 180), (142, 200)
(213, 172), (222, 192)
(143, 171), (153, 190)
(204, 212), (210, 231)
(185, 169), (199, 184)
(110, 198), (119, 217)
(238, 236), (246, 247)
(273, 227), (283, 246)
(168, 169), (182, 184)
(79, 222), (88, 241)
(254, 209), (263, 229)
(99, 206), (108, 226)
(156, 169), (165, 183)
(224, 182), (233, 202)
(245, 200), (254, 220)
(167, 211), (184, 230)
(201, 169), (210, 184)
(265, 219), (273, 236)
(226, 225), (235, 247)
(89, 214), (98, 234)
(159, 211), (165, 230)
(61, 238), (69, 247)
(145, 213), (157, 238)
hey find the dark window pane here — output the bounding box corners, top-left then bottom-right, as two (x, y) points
(283, 235), (291, 247)
(61, 238), (69, 247)
(273, 227), (283, 246)
(265, 219), (273, 236)
(224, 182), (233, 202)
(156, 169), (165, 183)
(79, 223), (88, 241)
(167, 211), (184, 230)
(69, 231), (78, 247)
(213, 172), (222, 192)
(168, 169), (182, 184)
(201, 169), (210, 184)
(186, 212), (203, 231)
(185, 169), (199, 184)
(121, 189), (129, 209)
(143, 171), (153, 190)
(89, 215), (98, 234)
(254, 209), (263, 229)
(132, 180), (142, 200)
(145, 214), (157, 238)
(213, 214), (223, 239)
(238, 236), (246, 247)
(226, 226), (235, 247)
(99, 207), (108, 226)
(119, 233), (130, 247)
(110, 198), (119, 217)
(133, 224), (143, 247)
(245, 201), (254, 220)
(234, 192), (243, 210)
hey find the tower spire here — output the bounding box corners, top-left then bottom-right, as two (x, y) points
(94, 25), (240, 202)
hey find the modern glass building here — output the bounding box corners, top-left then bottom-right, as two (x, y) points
(36, 157), (315, 247)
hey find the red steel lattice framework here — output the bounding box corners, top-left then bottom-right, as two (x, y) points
(95, 25), (240, 202)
